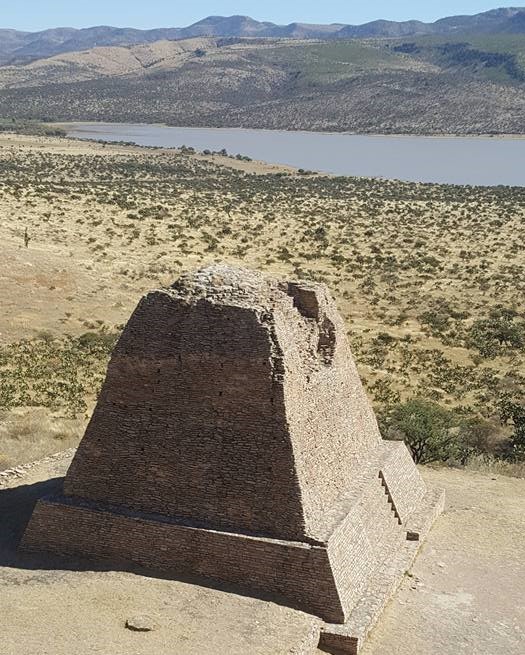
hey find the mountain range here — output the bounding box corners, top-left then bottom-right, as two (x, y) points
(0, 7), (525, 64)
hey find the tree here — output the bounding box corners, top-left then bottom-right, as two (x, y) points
(456, 417), (494, 465)
(381, 398), (458, 464)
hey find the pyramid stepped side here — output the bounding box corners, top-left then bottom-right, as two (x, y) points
(379, 440), (427, 523)
(320, 440), (429, 623)
(328, 466), (405, 615)
(321, 486), (446, 654)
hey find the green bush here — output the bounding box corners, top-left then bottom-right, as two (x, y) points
(499, 394), (525, 460)
(380, 398), (459, 464)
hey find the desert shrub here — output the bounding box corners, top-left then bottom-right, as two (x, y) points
(455, 416), (496, 465)
(419, 310), (450, 336)
(469, 307), (525, 358)
(77, 331), (119, 350)
(368, 378), (401, 405)
(0, 332), (119, 417)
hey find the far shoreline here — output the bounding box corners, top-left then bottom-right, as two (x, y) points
(54, 120), (525, 141)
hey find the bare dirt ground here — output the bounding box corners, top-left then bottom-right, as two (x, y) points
(1, 456), (523, 655)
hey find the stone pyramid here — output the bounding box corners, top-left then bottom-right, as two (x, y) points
(22, 265), (444, 654)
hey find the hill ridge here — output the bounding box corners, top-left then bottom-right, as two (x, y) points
(1, 7), (525, 64)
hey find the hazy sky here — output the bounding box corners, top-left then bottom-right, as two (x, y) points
(3, 1), (506, 31)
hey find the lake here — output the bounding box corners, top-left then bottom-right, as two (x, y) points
(65, 122), (525, 186)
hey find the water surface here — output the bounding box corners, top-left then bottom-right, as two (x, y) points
(66, 122), (525, 186)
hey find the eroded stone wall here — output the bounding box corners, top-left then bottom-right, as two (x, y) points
(65, 294), (307, 541)
(64, 267), (383, 544)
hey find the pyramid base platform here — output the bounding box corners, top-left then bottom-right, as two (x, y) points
(21, 493), (348, 624)
(21, 443), (445, 650)
(22, 485), (444, 653)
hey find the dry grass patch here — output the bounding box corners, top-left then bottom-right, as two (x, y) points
(0, 407), (85, 469)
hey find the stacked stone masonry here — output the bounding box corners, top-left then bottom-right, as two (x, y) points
(21, 265), (444, 651)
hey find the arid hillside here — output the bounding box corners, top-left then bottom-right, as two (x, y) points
(0, 8), (524, 65)
(0, 38), (237, 87)
(0, 34), (525, 133)
(0, 134), (524, 470)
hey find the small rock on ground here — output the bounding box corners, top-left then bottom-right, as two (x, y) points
(125, 615), (159, 632)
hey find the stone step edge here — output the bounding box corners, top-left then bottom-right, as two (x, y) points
(319, 486), (445, 655)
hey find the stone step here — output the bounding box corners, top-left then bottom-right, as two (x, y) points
(319, 486), (445, 655)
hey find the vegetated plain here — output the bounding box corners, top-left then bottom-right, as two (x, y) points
(0, 134), (524, 473)
(0, 31), (525, 134)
